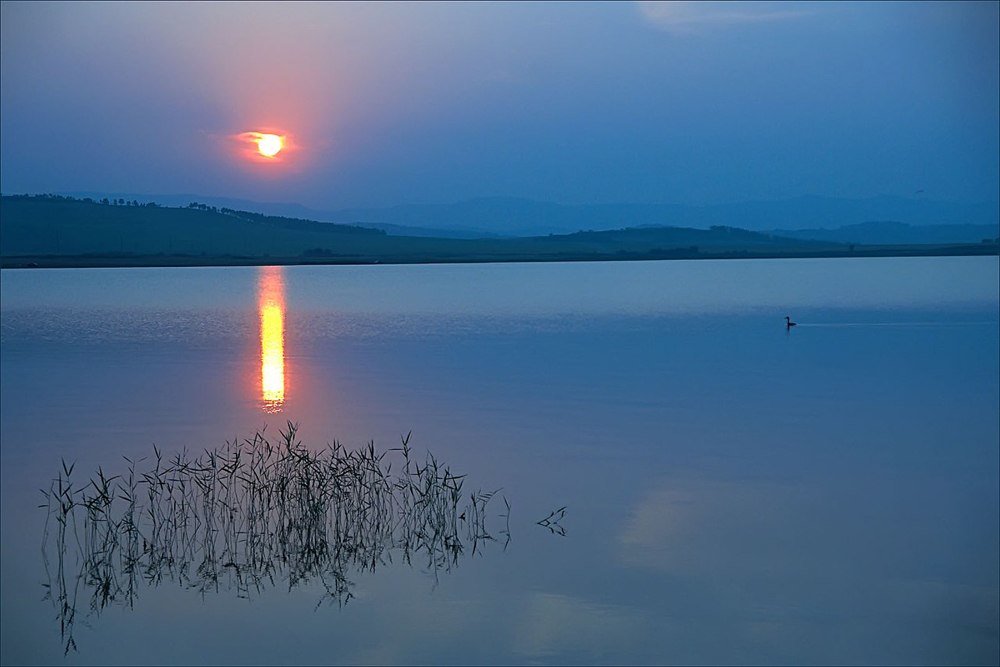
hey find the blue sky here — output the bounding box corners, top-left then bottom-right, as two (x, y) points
(1, 1), (997, 209)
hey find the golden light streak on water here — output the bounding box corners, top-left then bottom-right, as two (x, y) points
(258, 266), (285, 412)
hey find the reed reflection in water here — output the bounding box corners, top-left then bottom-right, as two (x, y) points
(40, 424), (510, 654)
(259, 266), (286, 413)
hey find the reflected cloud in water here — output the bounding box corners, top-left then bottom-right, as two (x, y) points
(615, 476), (1000, 662)
(512, 592), (645, 661)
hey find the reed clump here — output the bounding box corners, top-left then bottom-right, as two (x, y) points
(40, 423), (506, 654)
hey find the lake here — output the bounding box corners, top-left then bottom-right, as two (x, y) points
(1, 257), (998, 665)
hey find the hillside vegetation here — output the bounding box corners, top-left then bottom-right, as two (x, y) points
(1, 195), (996, 268)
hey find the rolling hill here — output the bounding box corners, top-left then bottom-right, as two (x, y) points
(60, 191), (1000, 239)
(2, 195), (996, 268)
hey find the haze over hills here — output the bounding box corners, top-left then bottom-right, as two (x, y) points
(56, 191), (1000, 242)
(0, 195), (835, 259)
(321, 195), (1000, 237)
(2, 195), (997, 269)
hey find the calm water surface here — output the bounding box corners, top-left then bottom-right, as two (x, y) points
(1, 257), (998, 665)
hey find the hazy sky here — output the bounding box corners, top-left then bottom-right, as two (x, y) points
(1, 1), (997, 209)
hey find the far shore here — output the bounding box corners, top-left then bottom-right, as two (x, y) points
(3, 243), (997, 269)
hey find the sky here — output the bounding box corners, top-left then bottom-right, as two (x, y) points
(1, 1), (998, 210)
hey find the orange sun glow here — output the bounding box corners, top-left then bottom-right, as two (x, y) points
(236, 130), (290, 163)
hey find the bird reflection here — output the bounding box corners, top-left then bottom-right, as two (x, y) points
(258, 266), (285, 412)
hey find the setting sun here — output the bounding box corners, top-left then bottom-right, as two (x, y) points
(234, 130), (292, 164)
(256, 133), (283, 158)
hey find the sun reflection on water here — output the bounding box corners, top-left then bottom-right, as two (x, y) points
(258, 266), (285, 412)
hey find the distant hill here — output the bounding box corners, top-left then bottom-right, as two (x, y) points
(3, 195), (995, 268)
(60, 191), (999, 238)
(249, 194), (1000, 237)
(767, 221), (1000, 245)
(350, 222), (508, 239)
(58, 191), (500, 239)
(0, 195), (388, 258)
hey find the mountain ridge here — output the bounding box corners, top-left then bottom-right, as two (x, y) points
(3, 195), (996, 269)
(51, 191), (1000, 240)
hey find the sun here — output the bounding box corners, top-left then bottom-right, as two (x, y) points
(233, 129), (294, 165)
(256, 133), (283, 158)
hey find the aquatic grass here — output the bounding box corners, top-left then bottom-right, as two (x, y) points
(40, 423), (508, 654)
(536, 506), (567, 536)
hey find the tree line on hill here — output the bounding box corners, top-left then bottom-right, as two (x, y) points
(7, 193), (160, 208)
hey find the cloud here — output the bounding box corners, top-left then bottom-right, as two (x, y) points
(637, 1), (812, 32)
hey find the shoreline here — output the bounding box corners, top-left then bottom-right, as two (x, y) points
(2, 243), (997, 270)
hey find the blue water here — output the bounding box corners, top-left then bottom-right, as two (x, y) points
(1, 257), (998, 665)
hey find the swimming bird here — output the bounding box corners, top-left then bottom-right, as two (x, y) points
(785, 316), (797, 329)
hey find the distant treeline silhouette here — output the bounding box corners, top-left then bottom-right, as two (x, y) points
(4, 194), (383, 235)
(5, 193), (159, 208)
(186, 202), (385, 234)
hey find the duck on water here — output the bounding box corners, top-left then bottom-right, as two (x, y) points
(785, 316), (797, 329)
